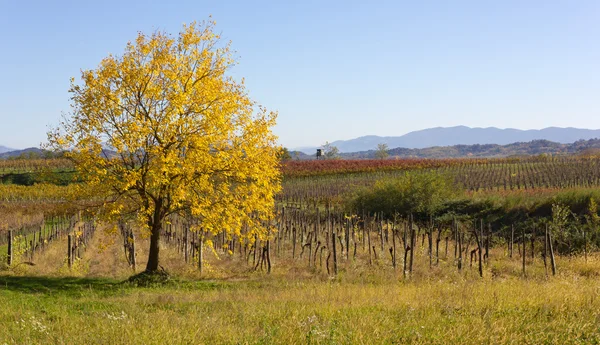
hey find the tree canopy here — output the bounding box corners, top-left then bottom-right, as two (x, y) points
(322, 142), (339, 159)
(375, 143), (389, 159)
(48, 21), (281, 272)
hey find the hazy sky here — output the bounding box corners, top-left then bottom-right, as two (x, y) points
(1, 0), (599, 149)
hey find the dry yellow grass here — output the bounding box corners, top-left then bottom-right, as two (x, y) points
(2, 232), (600, 344)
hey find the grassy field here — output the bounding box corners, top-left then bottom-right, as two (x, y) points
(2, 227), (600, 345)
(2, 272), (600, 344)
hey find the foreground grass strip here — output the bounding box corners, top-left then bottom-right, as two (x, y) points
(1, 275), (600, 344)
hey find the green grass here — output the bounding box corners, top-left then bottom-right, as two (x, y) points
(1, 273), (600, 344)
(2, 225), (600, 344)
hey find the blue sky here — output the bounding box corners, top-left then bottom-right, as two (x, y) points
(1, 0), (599, 149)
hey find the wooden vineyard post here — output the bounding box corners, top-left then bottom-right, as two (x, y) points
(435, 224), (441, 265)
(457, 227), (463, 272)
(313, 241), (321, 268)
(266, 239), (272, 274)
(39, 225), (44, 251)
(473, 220), (483, 278)
(428, 216), (433, 269)
(346, 219), (350, 261)
(409, 214), (415, 276)
(130, 232), (136, 272)
(332, 228), (338, 275)
(485, 222), (490, 264)
(391, 219), (397, 270)
(544, 224), (548, 277)
(510, 224), (514, 258)
(445, 236), (449, 259)
(584, 227), (588, 263)
(531, 225), (535, 261)
(367, 217), (372, 265)
(379, 215), (384, 253)
(278, 207), (284, 256)
(68, 234), (73, 269)
(253, 236), (258, 267)
(548, 226), (556, 276)
(31, 232), (36, 261)
(453, 218), (458, 260)
(292, 227), (297, 259)
(267, 218), (273, 274)
(478, 221), (483, 277)
(184, 224), (189, 264)
(522, 226), (526, 277)
(7, 230), (12, 266)
(362, 210), (366, 251)
(198, 232), (204, 274)
(402, 221), (409, 278)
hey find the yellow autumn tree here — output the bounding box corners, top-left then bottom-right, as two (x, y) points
(48, 20), (281, 273)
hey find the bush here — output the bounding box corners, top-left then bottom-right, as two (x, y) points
(349, 171), (458, 220)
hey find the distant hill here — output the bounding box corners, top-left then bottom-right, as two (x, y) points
(0, 147), (48, 159)
(0, 145), (15, 154)
(4, 139), (600, 161)
(339, 139), (600, 159)
(296, 126), (600, 153)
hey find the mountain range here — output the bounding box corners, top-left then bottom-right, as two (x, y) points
(342, 139), (600, 159)
(295, 126), (600, 153)
(0, 148), (51, 159)
(2, 139), (600, 161)
(3, 126), (600, 160)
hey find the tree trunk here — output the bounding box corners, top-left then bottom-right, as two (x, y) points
(146, 215), (162, 272)
(266, 239), (272, 274)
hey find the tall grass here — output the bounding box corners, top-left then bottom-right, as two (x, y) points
(2, 230), (600, 344)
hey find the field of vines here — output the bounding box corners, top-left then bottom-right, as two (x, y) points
(0, 156), (599, 278)
(3, 156), (600, 344)
(281, 156), (600, 203)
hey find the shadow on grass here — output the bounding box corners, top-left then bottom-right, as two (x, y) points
(0, 275), (120, 295)
(0, 275), (235, 295)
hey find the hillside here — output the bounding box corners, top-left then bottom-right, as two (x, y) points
(307, 139), (600, 159)
(0, 146), (14, 154)
(297, 126), (600, 153)
(0, 148), (52, 159)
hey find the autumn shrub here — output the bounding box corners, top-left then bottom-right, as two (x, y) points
(348, 171), (459, 220)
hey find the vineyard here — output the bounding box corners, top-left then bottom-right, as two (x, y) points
(280, 156), (600, 205)
(2, 156), (600, 344)
(2, 156), (600, 276)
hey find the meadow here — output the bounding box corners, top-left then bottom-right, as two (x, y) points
(2, 232), (600, 345)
